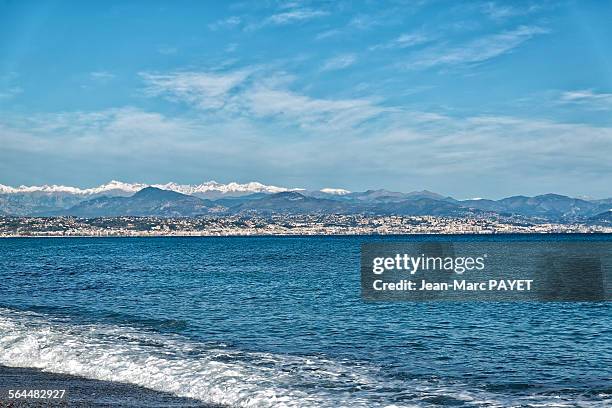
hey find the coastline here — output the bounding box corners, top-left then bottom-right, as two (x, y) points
(1, 231), (611, 238)
(2, 215), (609, 237)
(0, 365), (217, 407)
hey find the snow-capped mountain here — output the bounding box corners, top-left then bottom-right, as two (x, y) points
(0, 180), (302, 197)
(153, 181), (303, 198)
(0, 180), (144, 195)
(0, 180), (360, 199)
(320, 188), (351, 195)
(0, 180), (306, 215)
(3, 181), (610, 221)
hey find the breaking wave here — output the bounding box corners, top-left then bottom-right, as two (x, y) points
(0, 308), (609, 407)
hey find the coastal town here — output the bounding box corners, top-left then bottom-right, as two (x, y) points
(1, 214), (609, 237)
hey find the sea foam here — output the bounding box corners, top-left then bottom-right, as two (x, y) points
(0, 308), (608, 407)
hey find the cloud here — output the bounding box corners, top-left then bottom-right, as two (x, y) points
(315, 11), (397, 41)
(248, 8), (328, 30)
(242, 85), (386, 130)
(0, 72), (22, 100)
(267, 9), (328, 25)
(406, 25), (548, 69)
(315, 2), (427, 42)
(481, 2), (541, 21)
(208, 16), (241, 31)
(320, 54), (357, 71)
(0, 106), (292, 188)
(3, 103), (611, 197)
(2, 62), (610, 195)
(370, 32), (430, 51)
(0, 107), (199, 156)
(354, 114), (612, 196)
(315, 29), (341, 40)
(140, 70), (251, 110)
(139, 67), (387, 131)
(559, 89), (612, 110)
(89, 71), (115, 82)
(0, 87), (22, 100)
(348, 15), (382, 30)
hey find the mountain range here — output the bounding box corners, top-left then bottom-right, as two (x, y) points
(0, 181), (610, 223)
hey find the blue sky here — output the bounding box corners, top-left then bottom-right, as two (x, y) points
(1, 0), (611, 198)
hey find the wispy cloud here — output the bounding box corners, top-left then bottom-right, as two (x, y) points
(481, 2), (541, 21)
(348, 14), (382, 30)
(2, 61), (610, 196)
(140, 70), (251, 110)
(140, 67), (387, 131)
(559, 89), (612, 110)
(0, 106), (285, 188)
(370, 32), (430, 51)
(320, 54), (357, 71)
(1, 107), (199, 157)
(0, 87), (22, 100)
(315, 29), (341, 40)
(248, 8), (328, 30)
(314, 14), (383, 41)
(405, 25), (549, 69)
(134, 66), (612, 190)
(89, 71), (115, 82)
(0, 72), (20, 96)
(208, 16), (241, 31)
(314, 2), (426, 42)
(3, 104), (611, 196)
(268, 9), (328, 25)
(242, 85), (386, 130)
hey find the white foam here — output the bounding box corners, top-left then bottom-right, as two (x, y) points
(0, 309), (386, 407)
(0, 309), (608, 407)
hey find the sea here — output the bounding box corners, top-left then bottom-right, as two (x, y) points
(0, 235), (610, 407)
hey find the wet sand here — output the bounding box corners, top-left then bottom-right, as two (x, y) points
(0, 365), (220, 407)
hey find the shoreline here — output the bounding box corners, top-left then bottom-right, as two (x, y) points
(0, 365), (218, 407)
(3, 216), (609, 236)
(1, 231), (611, 238)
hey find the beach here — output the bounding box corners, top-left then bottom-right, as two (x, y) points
(0, 365), (215, 407)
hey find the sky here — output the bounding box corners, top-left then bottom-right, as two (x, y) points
(1, 0), (611, 199)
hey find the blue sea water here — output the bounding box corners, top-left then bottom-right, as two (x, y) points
(0, 235), (610, 407)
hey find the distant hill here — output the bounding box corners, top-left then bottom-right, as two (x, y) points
(460, 194), (603, 221)
(588, 210), (612, 225)
(0, 180), (610, 222)
(0, 192), (87, 216)
(231, 191), (358, 214)
(371, 198), (478, 216)
(212, 193), (269, 207)
(231, 192), (476, 217)
(57, 187), (219, 217)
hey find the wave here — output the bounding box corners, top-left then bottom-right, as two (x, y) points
(0, 308), (609, 407)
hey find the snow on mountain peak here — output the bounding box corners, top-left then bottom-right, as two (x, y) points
(0, 180), (304, 196)
(320, 188), (351, 195)
(0, 181), (145, 195)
